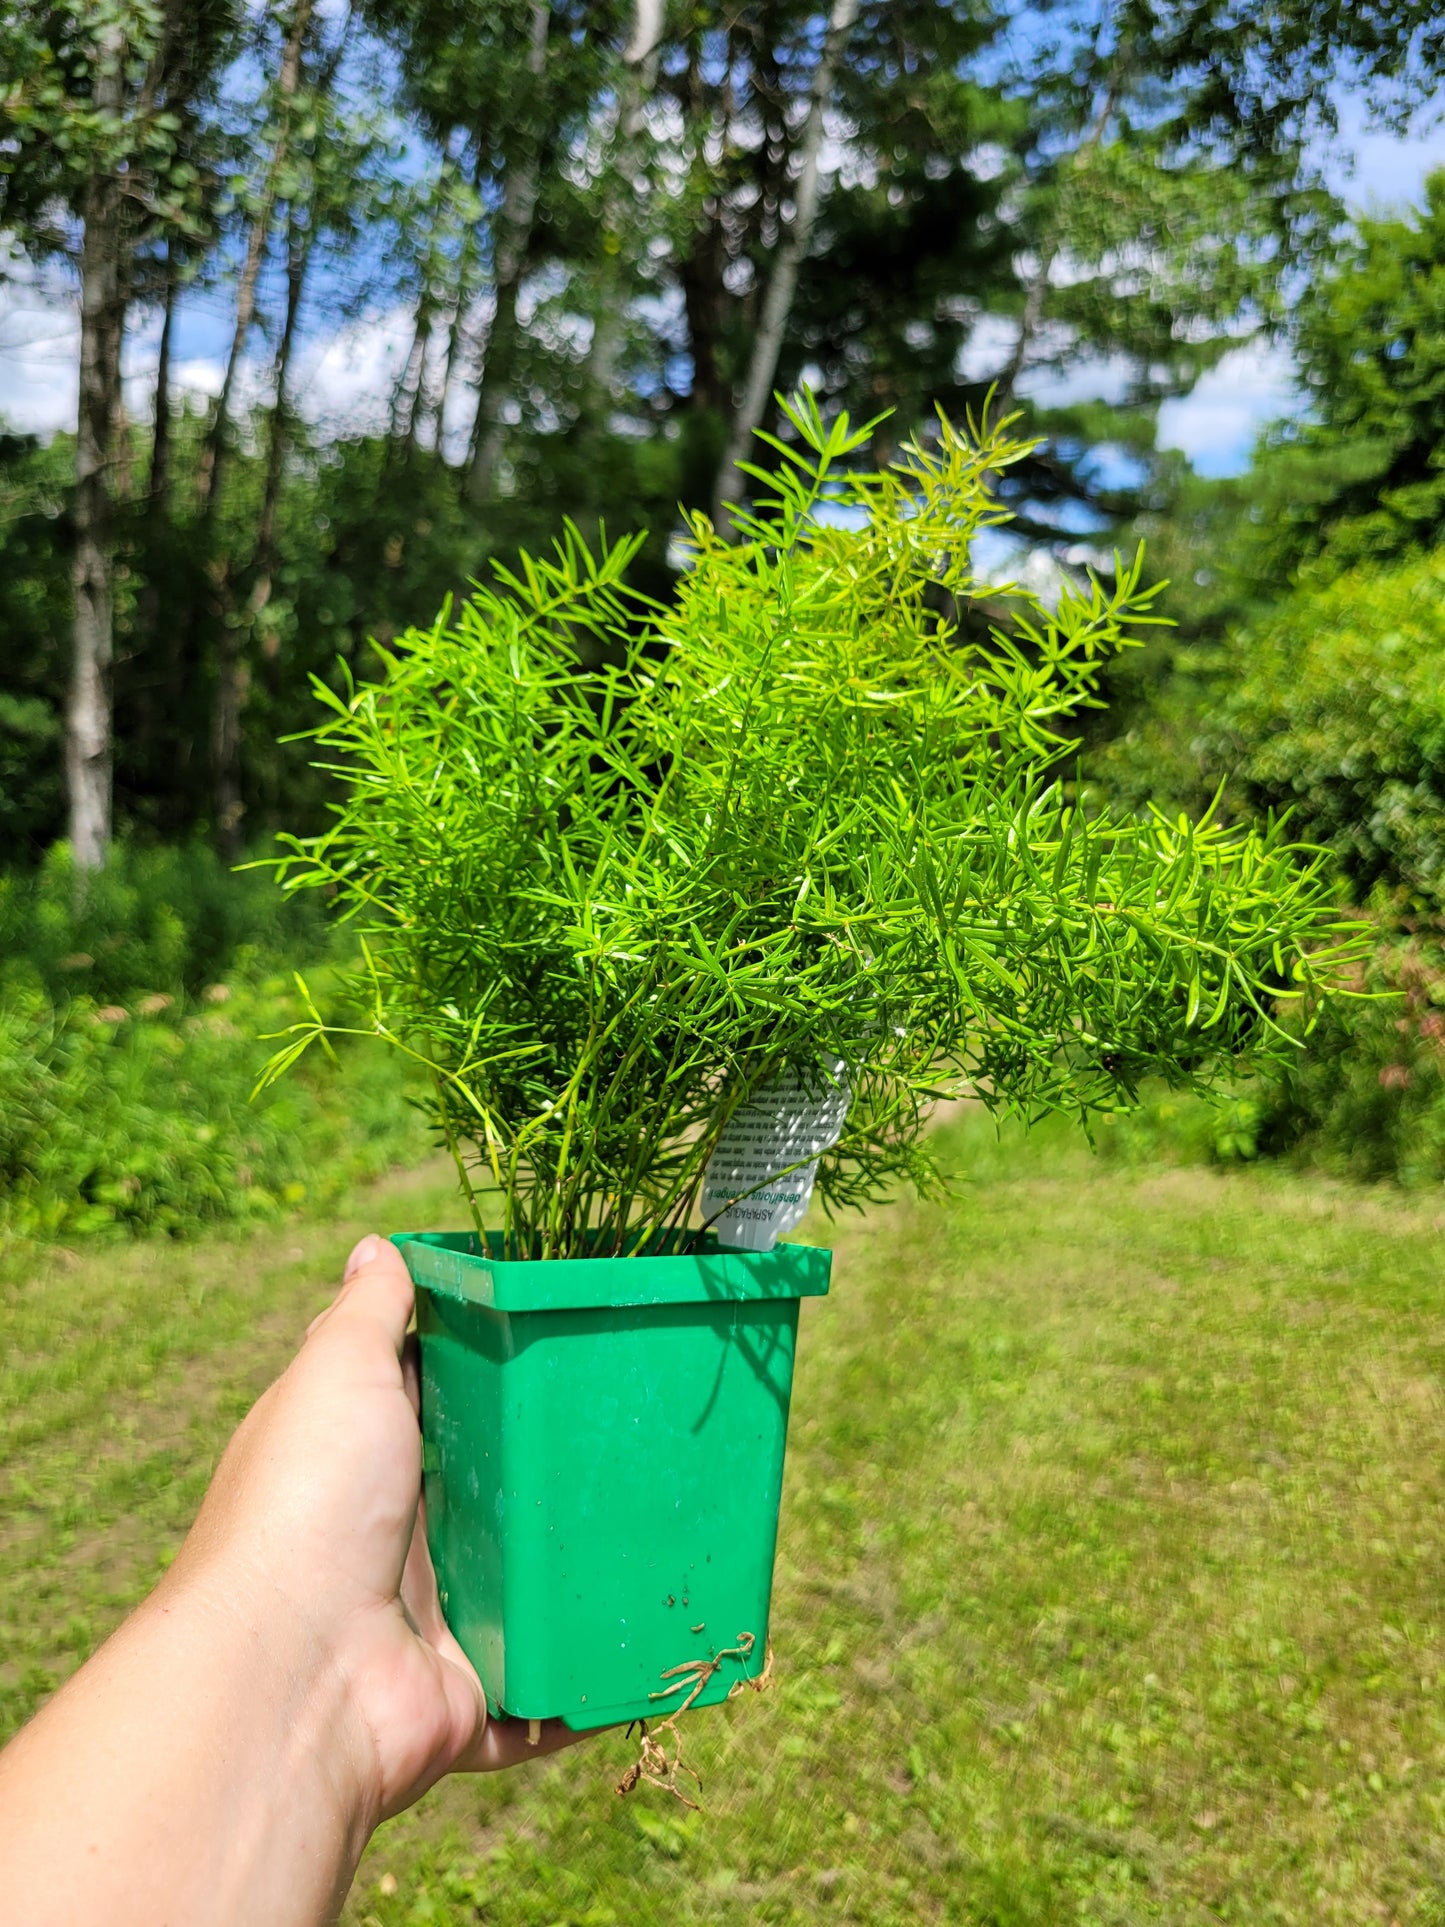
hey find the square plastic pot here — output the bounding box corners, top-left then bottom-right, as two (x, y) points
(391, 1231), (832, 1731)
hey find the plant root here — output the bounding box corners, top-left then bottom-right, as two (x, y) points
(614, 1630), (774, 1811)
(615, 1718), (702, 1810)
(651, 1629), (759, 1717)
(727, 1639), (774, 1700)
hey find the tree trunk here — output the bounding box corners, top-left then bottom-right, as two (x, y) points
(436, 149), (485, 457)
(999, 65), (1121, 402)
(674, 32), (733, 428)
(210, 621), (248, 858)
(251, 207), (312, 616)
(466, 0), (550, 506)
(148, 249), (177, 507)
(253, 19), (346, 565)
(213, 170), (317, 843)
(202, 0), (314, 857)
(133, 244), (179, 766)
(711, 0), (859, 530)
(391, 293), (433, 456)
(195, 0), (315, 518)
(67, 23), (128, 875)
(678, 223), (730, 420)
(584, 0), (663, 415)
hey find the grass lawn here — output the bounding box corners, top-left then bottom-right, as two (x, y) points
(5, 1117), (1445, 1924)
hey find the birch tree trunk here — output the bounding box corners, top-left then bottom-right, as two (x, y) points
(133, 246), (179, 772)
(584, 0), (663, 415)
(710, 0), (858, 531)
(435, 149), (485, 451)
(466, 0), (549, 506)
(391, 293), (433, 456)
(66, 21), (127, 874)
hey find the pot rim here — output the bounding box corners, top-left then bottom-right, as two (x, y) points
(392, 1229), (832, 1312)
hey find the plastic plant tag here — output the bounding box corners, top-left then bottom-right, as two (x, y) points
(699, 1058), (850, 1252)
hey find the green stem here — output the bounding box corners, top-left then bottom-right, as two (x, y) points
(432, 1068), (484, 1238)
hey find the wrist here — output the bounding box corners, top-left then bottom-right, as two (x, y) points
(0, 1547), (382, 1927)
(150, 1550), (383, 1860)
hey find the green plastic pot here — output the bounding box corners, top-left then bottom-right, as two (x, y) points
(391, 1231), (832, 1730)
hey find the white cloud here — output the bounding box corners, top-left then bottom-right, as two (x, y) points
(957, 312), (1015, 383)
(0, 272), (428, 449)
(958, 311), (1138, 410)
(1156, 341), (1297, 477)
(287, 307), (410, 436)
(168, 355), (226, 401)
(0, 262), (244, 439)
(1023, 349), (1134, 409)
(7, 95), (1439, 478)
(0, 253), (80, 436)
(0, 274), (1305, 487)
(1329, 98), (1445, 212)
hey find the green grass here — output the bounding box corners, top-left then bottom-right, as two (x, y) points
(6, 1118), (1445, 1923)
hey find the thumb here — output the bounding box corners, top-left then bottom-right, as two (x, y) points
(306, 1234), (415, 1359)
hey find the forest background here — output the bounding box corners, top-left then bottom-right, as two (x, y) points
(4, 0), (1445, 1239)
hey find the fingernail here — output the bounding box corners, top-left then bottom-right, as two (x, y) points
(344, 1233), (384, 1282)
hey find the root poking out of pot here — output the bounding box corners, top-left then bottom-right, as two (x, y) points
(616, 1717), (702, 1809)
(614, 1632), (775, 1809)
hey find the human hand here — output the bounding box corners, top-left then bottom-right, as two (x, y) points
(0, 1235), (585, 1927)
(173, 1233), (576, 1823)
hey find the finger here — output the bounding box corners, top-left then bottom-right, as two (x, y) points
(453, 1714), (586, 1774)
(393, 1518), (571, 1777)
(301, 1234), (396, 1344)
(310, 1235), (415, 1362)
(344, 1232), (386, 1284)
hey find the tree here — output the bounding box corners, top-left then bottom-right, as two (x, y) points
(710, 0), (859, 527)
(465, 0), (550, 504)
(116, 2), (400, 850)
(1251, 170), (1445, 578)
(0, 0), (235, 870)
(6, 0), (1443, 868)
(1225, 551), (1445, 919)
(586, 0), (1018, 521)
(582, 0), (665, 427)
(1120, 0), (1445, 160)
(1094, 159), (1445, 736)
(200, 0), (317, 858)
(361, 0), (607, 503)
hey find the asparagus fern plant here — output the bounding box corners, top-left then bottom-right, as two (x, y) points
(261, 396), (1362, 1258)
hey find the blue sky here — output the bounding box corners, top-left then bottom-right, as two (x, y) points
(2, 84), (1443, 477)
(1152, 99), (1445, 476)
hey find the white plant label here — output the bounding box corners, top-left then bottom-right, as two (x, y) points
(700, 1058), (850, 1252)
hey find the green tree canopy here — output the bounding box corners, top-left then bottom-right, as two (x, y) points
(1255, 169), (1445, 576)
(1225, 549), (1445, 921)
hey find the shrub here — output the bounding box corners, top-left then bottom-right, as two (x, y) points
(1088, 547), (1445, 1185)
(0, 840), (330, 1006)
(1199, 550), (1445, 1182)
(0, 970), (424, 1242)
(1226, 549), (1445, 922)
(0, 844), (421, 1242)
(263, 399), (1360, 1257)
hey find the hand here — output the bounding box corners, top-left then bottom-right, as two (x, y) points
(176, 1233), (576, 1819)
(0, 1235), (580, 1927)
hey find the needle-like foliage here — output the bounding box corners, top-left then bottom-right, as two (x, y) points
(260, 396), (1364, 1258)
